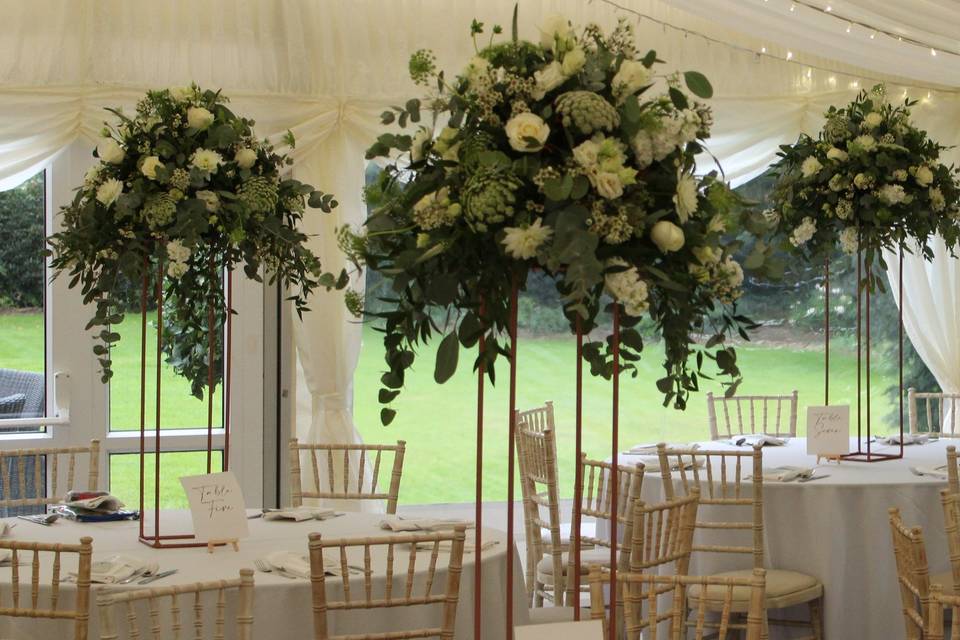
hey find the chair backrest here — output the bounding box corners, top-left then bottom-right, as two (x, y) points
(707, 391), (798, 439)
(308, 527), (466, 640)
(949, 446), (959, 495)
(658, 444), (764, 570)
(96, 569), (254, 640)
(0, 368), (45, 419)
(908, 388), (960, 436)
(587, 566), (765, 640)
(888, 506), (930, 640)
(0, 440), (100, 510)
(0, 535), (92, 640)
(289, 439), (405, 514)
(941, 490), (960, 596)
(927, 583), (960, 640)
(514, 409), (564, 603)
(628, 491), (700, 575)
(564, 456), (644, 604)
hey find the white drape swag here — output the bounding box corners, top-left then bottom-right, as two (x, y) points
(3, 0), (960, 495)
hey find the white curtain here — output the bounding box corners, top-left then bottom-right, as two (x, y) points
(3, 0), (960, 501)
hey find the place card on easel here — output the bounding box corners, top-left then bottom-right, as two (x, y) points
(514, 620), (603, 640)
(807, 405), (850, 461)
(180, 472), (249, 549)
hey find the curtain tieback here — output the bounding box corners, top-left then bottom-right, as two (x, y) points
(314, 391), (347, 412)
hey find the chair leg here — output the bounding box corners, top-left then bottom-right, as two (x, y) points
(533, 577), (545, 608)
(809, 597), (824, 640)
(761, 613), (770, 640)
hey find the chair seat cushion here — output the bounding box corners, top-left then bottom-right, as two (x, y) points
(537, 548), (612, 575)
(688, 568), (823, 611)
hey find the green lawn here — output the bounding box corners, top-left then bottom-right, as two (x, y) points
(1, 311), (899, 507)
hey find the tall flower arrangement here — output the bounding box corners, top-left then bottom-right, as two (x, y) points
(346, 14), (762, 425)
(48, 86), (344, 395)
(769, 85), (960, 287)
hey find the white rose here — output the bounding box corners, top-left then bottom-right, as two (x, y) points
(187, 107), (215, 131)
(878, 184), (906, 205)
(234, 148), (257, 169)
(195, 190), (220, 212)
(169, 86), (193, 102)
(611, 60), (653, 103)
(604, 258), (650, 317)
(410, 127), (432, 162)
(693, 246), (722, 265)
(531, 61), (566, 100)
(190, 148), (223, 174)
(801, 156), (823, 178)
(561, 47), (586, 76)
(914, 165), (934, 187)
(673, 174), (699, 223)
(853, 134), (876, 152)
(863, 112), (883, 129)
(650, 220), (685, 253)
(504, 113), (550, 153)
(95, 178), (123, 207)
(594, 172), (624, 200)
(140, 156), (163, 180)
(826, 147), (848, 162)
(166, 239), (191, 263)
(97, 138), (125, 164)
(572, 139), (600, 169)
(539, 14), (573, 52)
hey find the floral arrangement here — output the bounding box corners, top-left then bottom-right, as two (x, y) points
(48, 86), (344, 395)
(345, 13), (761, 425)
(769, 85), (960, 287)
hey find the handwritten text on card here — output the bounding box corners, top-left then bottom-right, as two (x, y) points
(806, 405), (850, 456)
(180, 472), (249, 542)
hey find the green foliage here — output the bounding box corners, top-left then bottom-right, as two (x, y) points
(0, 174), (44, 308)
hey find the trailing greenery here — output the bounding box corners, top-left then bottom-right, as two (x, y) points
(345, 13), (768, 425)
(768, 84), (960, 291)
(47, 85), (346, 395)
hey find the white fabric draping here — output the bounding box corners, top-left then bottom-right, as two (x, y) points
(5, 0), (960, 499)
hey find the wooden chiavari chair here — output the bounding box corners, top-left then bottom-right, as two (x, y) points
(515, 413), (565, 607)
(0, 536), (93, 639)
(706, 392), (798, 440)
(658, 444), (823, 639)
(588, 566), (766, 640)
(0, 440), (100, 512)
(927, 583), (960, 640)
(289, 439), (405, 514)
(560, 456), (644, 606)
(889, 507), (935, 640)
(939, 490), (960, 595)
(96, 569), (254, 640)
(947, 446), (959, 495)
(308, 527), (466, 640)
(909, 388), (960, 437)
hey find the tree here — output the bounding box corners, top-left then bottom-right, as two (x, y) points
(0, 173), (44, 308)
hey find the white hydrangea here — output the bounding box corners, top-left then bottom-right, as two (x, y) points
(501, 219), (553, 260)
(892, 169), (908, 182)
(838, 227), (859, 255)
(789, 217), (817, 247)
(166, 239), (191, 263)
(877, 184), (906, 205)
(604, 258), (650, 317)
(852, 134), (877, 152)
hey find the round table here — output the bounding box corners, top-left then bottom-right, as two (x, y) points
(606, 438), (954, 640)
(0, 510), (527, 639)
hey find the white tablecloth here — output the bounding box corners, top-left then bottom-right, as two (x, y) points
(602, 438), (954, 640)
(0, 510), (527, 639)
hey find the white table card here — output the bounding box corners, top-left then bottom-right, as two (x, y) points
(515, 620), (603, 640)
(180, 472), (249, 543)
(807, 405), (850, 457)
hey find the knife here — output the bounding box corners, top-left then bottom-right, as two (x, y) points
(798, 474), (831, 483)
(138, 569), (178, 585)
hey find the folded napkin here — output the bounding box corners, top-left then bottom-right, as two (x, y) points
(628, 443), (700, 454)
(0, 521), (14, 537)
(881, 433), (930, 445)
(83, 555), (153, 584)
(756, 466), (815, 482)
(910, 465), (948, 479)
(412, 534), (498, 553)
(723, 434), (787, 447)
(262, 507), (339, 522)
(264, 550), (359, 578)
(63, 490), (125, 513)
(379, 517), (475, 532)
(624, 455), (704, 472)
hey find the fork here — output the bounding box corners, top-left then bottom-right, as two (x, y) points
(118, 567), (152, 585)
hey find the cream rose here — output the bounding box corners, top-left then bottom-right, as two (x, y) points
(673, 174), (699, 223)
(234, 148), (257, 169)
(611, 60), (653, 103)
(650, 220), (685, 253)
(195, 190), (220, 212)
(914, 165), (934, 187)
(505, 113), (550, 153)
(531, 61), (566, 100)
(572, 139), (600, 169)
(594, 172), (623, 200)
(96, 178), (123, 207)
(561, 47), (586, 76)
(826, 147), (848, 162)
(539, 14), (573, 52)
(186, 107), (215, 131)
(97, 138), (125, 165)
(140, 156), (163, 180)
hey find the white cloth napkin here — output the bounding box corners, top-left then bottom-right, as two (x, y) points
(723, 434), (787, 447)
(264, 550), (358, 578)
(624, 455), (703, 472)
(881, 433), (930, 445)
(83, 555), (152, 584)
(628, 443), (700, 454)
(262, 507), (339, 522)
(379, 517), (475, 532)
(412, 534), (498, 553)
(910, 465), (948, 479)
(756, 466), (815, 482)
(0, 521), (14, 537)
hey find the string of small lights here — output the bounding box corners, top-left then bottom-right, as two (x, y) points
(592, 0), (960, 95)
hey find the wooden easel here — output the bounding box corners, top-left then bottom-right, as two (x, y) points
(206, 538), (240, 554)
